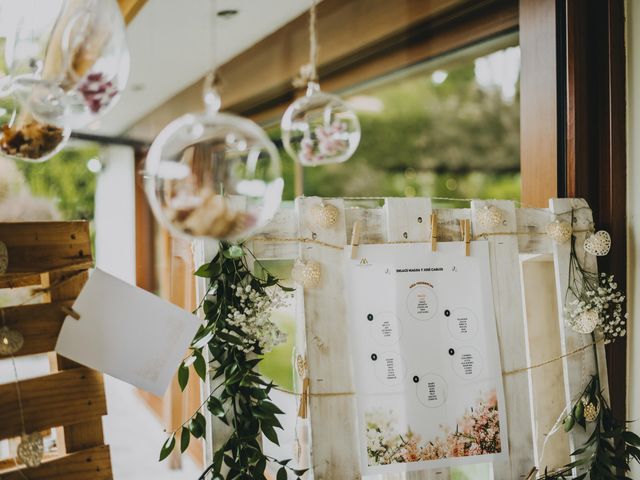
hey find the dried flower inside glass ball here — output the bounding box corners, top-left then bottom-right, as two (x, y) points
(17, 432), (44, 468)
(546, 220), (573, 244)
(475, 205), (504, 229)
(584, 230), (611, 256)
(0, 326), (24, 355)
(309, 202), (339, 229)
(291, 259), (322, 289)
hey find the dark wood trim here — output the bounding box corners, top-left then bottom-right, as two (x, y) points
(129, 0), (518, 138)
(519, 0), (558, 207)
(564, 0), (627, 420)
(134, 149), (156, 293)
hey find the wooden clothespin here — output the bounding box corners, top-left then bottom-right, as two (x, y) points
(460, 219), (471, 256)
(430, 213), (438, 252)
(350, 221), (361, 259)
(60, 305), (81, 320)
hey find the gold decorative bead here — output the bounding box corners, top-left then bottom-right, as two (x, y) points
(546, 220), (573, 244)
(569, 310), (599, 334)
(476, 205), (504, 229)
(291, 259), (322, 289)
(309, 203), (339, 228)
(17, 432), (44, 468)
(582, 400), (600, 422)
(584, 230), (611, 256)
(0, 326), (24, 356)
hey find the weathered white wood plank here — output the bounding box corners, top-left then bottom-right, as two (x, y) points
(295, 197), (361, 480)
(471, 200), (535, 479)
(519, 254), (569, 469)
(549, 198), (607, 477)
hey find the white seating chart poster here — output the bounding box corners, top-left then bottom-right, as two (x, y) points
(344, 241), (508, 474)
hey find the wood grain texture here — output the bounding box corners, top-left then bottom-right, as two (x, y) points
(520, 256), (569, 468)
(1, 445), (112, 480)
(471, 200), (535, 478)
(0, 301), (72, 358)
(295, 197), (360, 480)
(0, 222), (92, 274)
(0, 367), (107, 441)
(519, 0), (558, 207)
(549, 198), (608, 476)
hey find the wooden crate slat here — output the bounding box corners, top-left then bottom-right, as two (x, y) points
(0, 445), (112, 480)
(549, 199), (606, 476)
(0, 302), (72, 358)
(0, 367), (107, 441)
(471, 200), (535, 477)
(0, 222), (92, 274)
(295, 197), (361, 479)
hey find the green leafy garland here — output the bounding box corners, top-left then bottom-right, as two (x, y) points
(541, 229), (639, 479)
(158, 244), (308, 480)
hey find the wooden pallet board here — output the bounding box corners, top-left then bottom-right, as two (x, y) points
(0, 221), (112, 479)
(0, 445), (112, 480)
(0, 302), (72, 358)
(0, 367), (107, 440)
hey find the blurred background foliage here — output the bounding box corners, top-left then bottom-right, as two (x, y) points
(270, 44), (521, 203)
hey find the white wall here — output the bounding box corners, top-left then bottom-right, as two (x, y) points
(627, 2), (640, 478)
(94, 145), (136, 285)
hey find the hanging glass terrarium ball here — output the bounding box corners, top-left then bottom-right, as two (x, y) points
(281, 82), (360, 166)
(0, 94), (70, 163)
(8, 0), (129, 130)
(145, 88), (283, 241)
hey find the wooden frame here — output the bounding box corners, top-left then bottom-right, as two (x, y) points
(193, 196), (607, 478)
(0, 222), (112, 480)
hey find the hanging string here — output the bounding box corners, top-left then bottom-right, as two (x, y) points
(203, 0), (222, 112)
(1, 309), (31, 480)
(293, 0), (319, 88)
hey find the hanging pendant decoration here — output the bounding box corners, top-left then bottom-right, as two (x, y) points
(17, 432), (44, 468)
(309, 201), (339, 228)
(145, 0), (282, 241)
(546, 220), (573, 244)
(291, 258), (322, 289)
(567, 309), (599, 334)
(281, 0), (360, 166)
(0, 240), (8, 274)
(584, 230), (611, 256)
(475, 205), (504, 229)
(0, 326), (24, 356)
(1, 0), (129, 162)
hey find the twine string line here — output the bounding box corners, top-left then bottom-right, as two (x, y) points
(251, 228), (594, 251)
(272, 339), (604, 398)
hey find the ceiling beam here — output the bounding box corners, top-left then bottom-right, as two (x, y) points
(118, 0), (148, 25)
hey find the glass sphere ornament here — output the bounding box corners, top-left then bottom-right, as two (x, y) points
(0, 94), (70, 163)
(145, 84), (284, 241)
(281, 82), (360, 166)
(7, 0), (129, 130)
